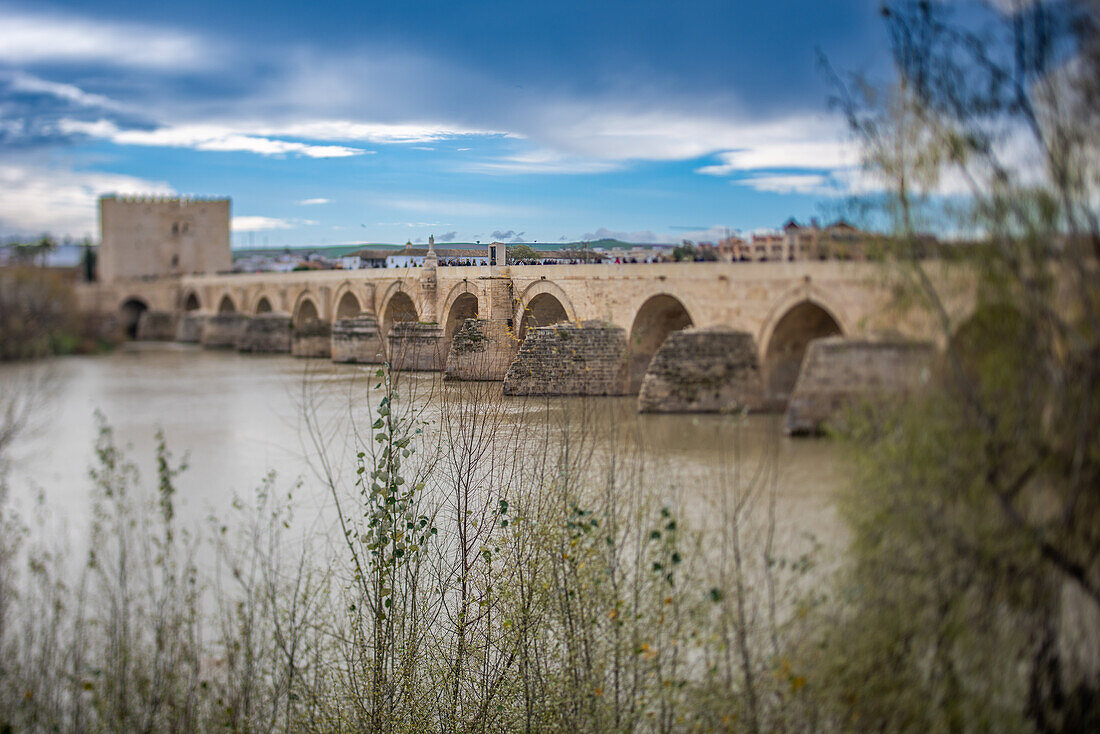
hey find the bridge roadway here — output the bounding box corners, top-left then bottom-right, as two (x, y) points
(77, 259), (957, 406)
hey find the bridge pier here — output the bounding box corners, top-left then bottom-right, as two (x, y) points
(638, 327), (765, 413)
(136, 310), (178, 341)
(202, 313), (249, 348)
(331, 315), (385, 363)
(503, 321), (629, 396)
(784, 337), (934, 435)
(444, 319), (519, 381)
(292, 319), (332, 358)
(176, 313), (206, 343)
(236, 314), (291, 353)
(388, 322), (447, 371)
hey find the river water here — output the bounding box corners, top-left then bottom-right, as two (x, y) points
(1, 344), (847, 562)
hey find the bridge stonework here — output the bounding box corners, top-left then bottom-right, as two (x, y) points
(76, 260), (962, 420)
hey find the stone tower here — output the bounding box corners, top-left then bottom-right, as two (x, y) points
(98, 195), (231, 283)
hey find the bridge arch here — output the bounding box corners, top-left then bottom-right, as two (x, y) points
(445, 293), (479, 343)
(442, 281), (480, 341)
(181, 290), (201, 312)
(216, 293), (237, 314)
(379, 280), (422, 317)
(247, 288), (283, 315)
(628, 293), (695, 392)
(516, 280), (575, 340)
(379, 286), (419, 340)
(119, 297), (149, 339)
(333, 285), (364, 320)
(292, 292), (322, 328)
(761, 297), (844, 405)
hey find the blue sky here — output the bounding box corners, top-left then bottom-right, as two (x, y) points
(0, 0), (895, 246)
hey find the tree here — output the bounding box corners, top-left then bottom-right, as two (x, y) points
(82, 239), (97, 282)
(672, 241), (698, 261)
(815, 2), (1100, 731)
(506, 244), (539, 263)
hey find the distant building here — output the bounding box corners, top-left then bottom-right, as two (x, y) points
(351, 250), (394, 268)
(750, 232), (785, 261)
(734, 218), (886, 262)
(714, 235), (749, 261)
(386, 243), (425, 268)
(98, 195), (230, 282)
(383, 243), (491, 268)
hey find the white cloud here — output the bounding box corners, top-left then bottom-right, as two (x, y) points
(3, 71), (124, 111)
(697, 141), (858, 175)
(463, 149), (620, 175)
(0, 163), (173, 237)
(530, 107), (855, 164)
(0, 8), (207, 69)
(58, 120), (365, 158)
(57, 119), (121, 139)
(296, 198), (330, 205)
(232, 216), (294, 232)
(736, 173), (832, 195)
(253, 120), (509, 144)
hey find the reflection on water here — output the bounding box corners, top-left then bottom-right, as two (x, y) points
(1, 343), (846, 554)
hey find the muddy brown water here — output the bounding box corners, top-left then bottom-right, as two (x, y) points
(1, 343), (847, 564)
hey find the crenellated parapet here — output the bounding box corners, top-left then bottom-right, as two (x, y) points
(102, 194), (230, 205)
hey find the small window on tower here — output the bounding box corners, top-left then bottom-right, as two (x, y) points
(172, 222), (179, 235)
(171, 254), (179, 267)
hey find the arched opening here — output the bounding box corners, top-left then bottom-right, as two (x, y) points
(255, 297), (273, 315)
(336, 291), (361, 320)
(519, 293), (568, 340)
(294, 298), (320, 328)
(445, 293), (479, 341)
(217, 295), (236, 314)
(183, 292), (200, 311)
(381, 291), (418, 338)
(119, 298), (148, 339)
(764, 301), (842, 405)
(628, 294), (694, 392)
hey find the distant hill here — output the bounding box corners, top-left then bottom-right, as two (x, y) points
(578, 238), (672, 250)
(231, 243), (401, 259)
(232, 238), (673, 260)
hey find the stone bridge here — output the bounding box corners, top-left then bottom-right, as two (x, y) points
(78, 259), (961, 429)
